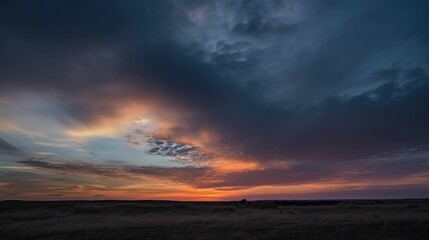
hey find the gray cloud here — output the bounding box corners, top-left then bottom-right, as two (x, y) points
(18, 157), (210, 186)
(0, 137), (24, 156)
(232, 18), (298, 36)
(16, 148), (429, 190)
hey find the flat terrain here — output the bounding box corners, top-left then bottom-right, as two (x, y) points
(0, 200), (428, 240)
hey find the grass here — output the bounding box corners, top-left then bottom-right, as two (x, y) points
(0, 199), (428, 240)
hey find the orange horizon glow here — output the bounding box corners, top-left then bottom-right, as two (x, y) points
(2, 169), (429, 201)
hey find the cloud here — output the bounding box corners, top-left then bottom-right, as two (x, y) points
(0, 137), (24, 156)
(0, 0), (428, 167)
(232, 18), (298, 36)
(373, 64), (402, 81)
(18, 157), (211, 186)
(144, 137), (212, 163)
(17, 147), (429, 191)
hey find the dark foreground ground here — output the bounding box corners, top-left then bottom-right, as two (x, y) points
(0, 199), (428, 240)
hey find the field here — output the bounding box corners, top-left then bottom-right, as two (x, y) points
(0, 200), (428, 240)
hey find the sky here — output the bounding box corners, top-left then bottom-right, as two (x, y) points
(1, 0), (429, 201)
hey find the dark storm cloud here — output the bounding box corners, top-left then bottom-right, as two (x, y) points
(1, 0), (429, 165)
(1, 0), (127, 43)
(115, 0), (429, 162)
(261, 0), (429, 101)
(0, 0), (180, 90)
(373, 64), (402, 81)
(405, 67), (427, 80)
(232, 18), (298, 36)
(264, 76), (429, 161)
(121, 51), (429, 161)
(231, 0), (298, 36)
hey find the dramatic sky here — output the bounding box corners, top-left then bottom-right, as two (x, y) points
(1, 0), (429, 200)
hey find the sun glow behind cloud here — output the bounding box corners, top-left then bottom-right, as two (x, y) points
(0, 92), (265, 200)
(1, 90), (429, 200)
(65, 102), (157, 138)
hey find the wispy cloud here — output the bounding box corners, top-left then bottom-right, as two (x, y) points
(18, 157), (211, 186)
(0, 137), (24, 156)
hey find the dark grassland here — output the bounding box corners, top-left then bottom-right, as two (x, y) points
(0, 200), (428, 240)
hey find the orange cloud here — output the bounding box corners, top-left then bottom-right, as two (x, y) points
(208, 158), (261, 172)
(65, 100), (178, 138)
